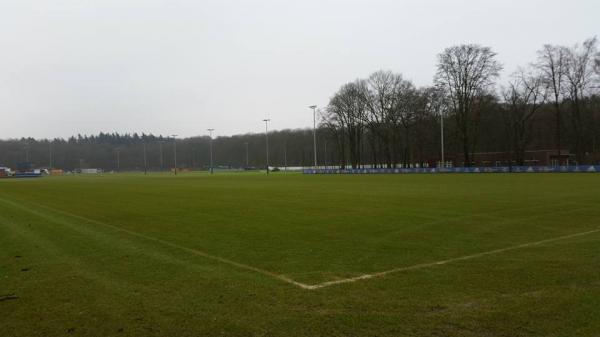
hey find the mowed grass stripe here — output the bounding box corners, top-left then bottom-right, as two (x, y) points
(0, 196), (312, 289)
(0, 201), (238, 279)
(307, 227), (600, 289)
(2, 173), (600, 336)
(0, 209), (147, 299)
(2, 194), (598, 291)
(3, 174), (599, 284)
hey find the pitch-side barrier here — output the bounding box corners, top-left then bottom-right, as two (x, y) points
(303, 165), (600, 174)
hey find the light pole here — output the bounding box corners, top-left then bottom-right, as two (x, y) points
(309, 105), (318, 169)
(49, 140), (53, 169)
(207, 128), (214, 174)
(324, 141), (327, 169)
(170, 135), (178, 175)
(440, 111), (445, 168)
(116, 148), (120, 171)
(244, 142), (249, 169)
(284, 141), (287, 172)
(263, 119), (270, 175)
(143, 142), (148, 175)
(159, 141), (164, 171)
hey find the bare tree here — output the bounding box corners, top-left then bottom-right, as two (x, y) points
(326, 80), (369, 168)
(501, 69), (548, 166)
(537, 44), (567, 162)
(435, 44), (502, 166)
(392, 78), (418, 166)
(563, 37), (599, 163)
(363, 71), (415, 168)
(420, 86), (449, 163)
(412, 87), (446, 165)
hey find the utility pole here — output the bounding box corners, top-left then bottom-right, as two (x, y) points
(309, 105), (318, 168)
(207, 129), (214, 174)
(263, 119), (270, 175)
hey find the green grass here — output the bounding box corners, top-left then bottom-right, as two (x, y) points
(1, 172), (600, 336)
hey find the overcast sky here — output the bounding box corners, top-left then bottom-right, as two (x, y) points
(1, 0), (598, 139)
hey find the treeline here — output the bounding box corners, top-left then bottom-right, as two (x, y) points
(0, 131), (330, 171)
(1, 38), (599, 171)
(324, 38), (600, 168)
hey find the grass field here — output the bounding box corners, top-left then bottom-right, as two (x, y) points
(1, 172), (600, 336)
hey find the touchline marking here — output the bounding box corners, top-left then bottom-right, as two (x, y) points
(0, 197), (313, 290)
(1, 196), (599, 291)
(305, 228), (600, 290)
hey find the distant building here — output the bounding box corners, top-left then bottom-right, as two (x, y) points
(470, 149), (574, 167)
(80, 168), (102, 174)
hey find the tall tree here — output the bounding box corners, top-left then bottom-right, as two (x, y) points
(326, 80), (369, 168)
(564, 37), (598, 163)
(362, 71), (416, 167)
(435, 44), (502, 166)
(537, 44), (567, 162)
(501, 69), (547, 165)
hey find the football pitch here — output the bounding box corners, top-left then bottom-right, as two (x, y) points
(1, 172), (600, 336)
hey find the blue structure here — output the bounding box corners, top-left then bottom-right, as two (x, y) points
(303, 166), (600, 175)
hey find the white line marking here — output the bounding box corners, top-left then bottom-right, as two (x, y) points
(305, 228), (600, 290)
(1, 196), (598, 291)
(0, 197), (313, 290)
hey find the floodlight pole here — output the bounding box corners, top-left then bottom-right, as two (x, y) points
(116, 149), (120, 171)
(143, 142), (148, 175)
(263, 119), (270, 175)
(171, 135), (178, 175)
(208, 128), (214, 174)
(284, 142), (287, 172)
(159, 141), (164, 171)
(324, 141), (327, 169)
(309, 105), (318, 169)
(49, 140), (53, 169)
(440, 111), (445, 168)
(244, 142), (249, 169)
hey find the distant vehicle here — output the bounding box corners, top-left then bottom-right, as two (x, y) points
(0, 167), (14, 177)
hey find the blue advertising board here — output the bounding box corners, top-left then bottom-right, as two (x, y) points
(303, 166), (600, 175)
